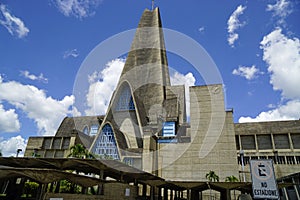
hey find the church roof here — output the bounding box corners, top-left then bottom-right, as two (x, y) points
(55, 116), (104, 137)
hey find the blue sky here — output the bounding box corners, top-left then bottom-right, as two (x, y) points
(0, 0), (299, 156)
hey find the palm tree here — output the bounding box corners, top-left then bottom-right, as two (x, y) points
(205, 170), (219, 182)
(67, 144), (95, 159)
(67, 144), (95, 193)
(225, 175), (239, 182)
(206, 171), (219, 200)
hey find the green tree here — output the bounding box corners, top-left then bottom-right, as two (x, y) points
(23, 181), (39, 197)
(0, 149), (2, 157)
(205, 170), (219, 182)
(225, 175), (239, 182)
(68, 144), (95, 159)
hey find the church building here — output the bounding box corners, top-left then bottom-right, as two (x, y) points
(23, 7), (300, 200)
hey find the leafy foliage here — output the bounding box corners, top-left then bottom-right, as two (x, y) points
(225, 175), (239, 182)
(23, 181), (39, 197)
(68, 144), (95, 159)
(205, 170), (219, 182)
(60, 180), (80, 193)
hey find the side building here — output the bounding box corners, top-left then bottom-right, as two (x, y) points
(25, 116), (103, 158)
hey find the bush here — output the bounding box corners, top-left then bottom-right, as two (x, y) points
(23, 181), (39, 197)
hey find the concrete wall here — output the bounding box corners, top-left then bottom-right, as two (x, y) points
(24, 136), (75, 158)
(158, 84), (238, 181)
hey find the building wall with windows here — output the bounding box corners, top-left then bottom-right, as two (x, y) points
(25, 116), (102, 158)
(235, 120), (300, 181)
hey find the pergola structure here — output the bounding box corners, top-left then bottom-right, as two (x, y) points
(0, 157), (293, 200)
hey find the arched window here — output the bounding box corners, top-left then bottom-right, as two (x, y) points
(93, 124), (119, 160)
(83, 126), (89, 135)
(116, 85), (135, 111)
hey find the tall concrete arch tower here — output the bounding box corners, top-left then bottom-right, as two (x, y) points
(90, 8), (187, 173)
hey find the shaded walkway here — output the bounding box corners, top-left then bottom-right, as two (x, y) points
(0, 157), (294, 200)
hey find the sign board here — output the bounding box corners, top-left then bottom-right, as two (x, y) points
(250, 159), (279, 199)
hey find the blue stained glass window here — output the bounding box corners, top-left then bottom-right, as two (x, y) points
(93, 124), (119, 160)
(116, 85), (135, 111)
(90, 124), (98, 135)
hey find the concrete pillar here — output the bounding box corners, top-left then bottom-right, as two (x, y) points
(170, 189), (173, 200)
(163, 188), (168, 200)
(142, 184), (147, 197)
(191, 189), (199, 200)
(187, 189), (190, 200)
(220, 189), (231, 200)
(158, 187), (162, 200)
(54, 181), (60, 193)
(292, 177), (300, 199)
(98, 170), (104, 195)
(150, 186), (160, 200)
(283, 187), (289, 200)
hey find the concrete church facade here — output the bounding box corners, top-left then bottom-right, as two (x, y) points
(24, 7), (300, 199)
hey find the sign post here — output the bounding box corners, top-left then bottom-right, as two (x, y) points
(250, 159), (279, 199)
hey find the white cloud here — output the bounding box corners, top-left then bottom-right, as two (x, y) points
(85, 58), (125, 115)
(170, 72), (196, 118)
(227, 5), (247, 47)
(0, 135), (27, 157)
(84, 59), (196, 119)
(20, 70), (48, 83)
(260, 28), (300, 99)
(198, 26), (205, 33)
(0, 75), (76, 136)
(54, 0), (102, 18)
(239, 100), (300, 122)
(239, 28), (300, 122)
(266, 0), (292, 24)
(0, 104), (20, 132)
(0, 4), (29, 38)
(63, 49), (79, 59)
(232, 65), (262, 80)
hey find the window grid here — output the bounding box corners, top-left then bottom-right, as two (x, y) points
(90, 125), (98, 135)
(94, 124), (119, 160)
(116, 86), (135, 111)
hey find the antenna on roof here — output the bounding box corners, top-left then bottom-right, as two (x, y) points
(151, 0), (155, 10)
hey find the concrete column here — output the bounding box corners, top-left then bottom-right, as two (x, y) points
(142, 184), (147, 197)
(150, 186), (155, 200)
(187, 189), (190, 200)
(191, 189), (199, 200)
(98, 170), (105, 195)
(163, 188), (168, 200)
(170, 190), (173, 200)
(220, 189), (231, 200)
(283, 187), (289, 200)
(292, 177), (300, 200)
(158, 187), (162, 200)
